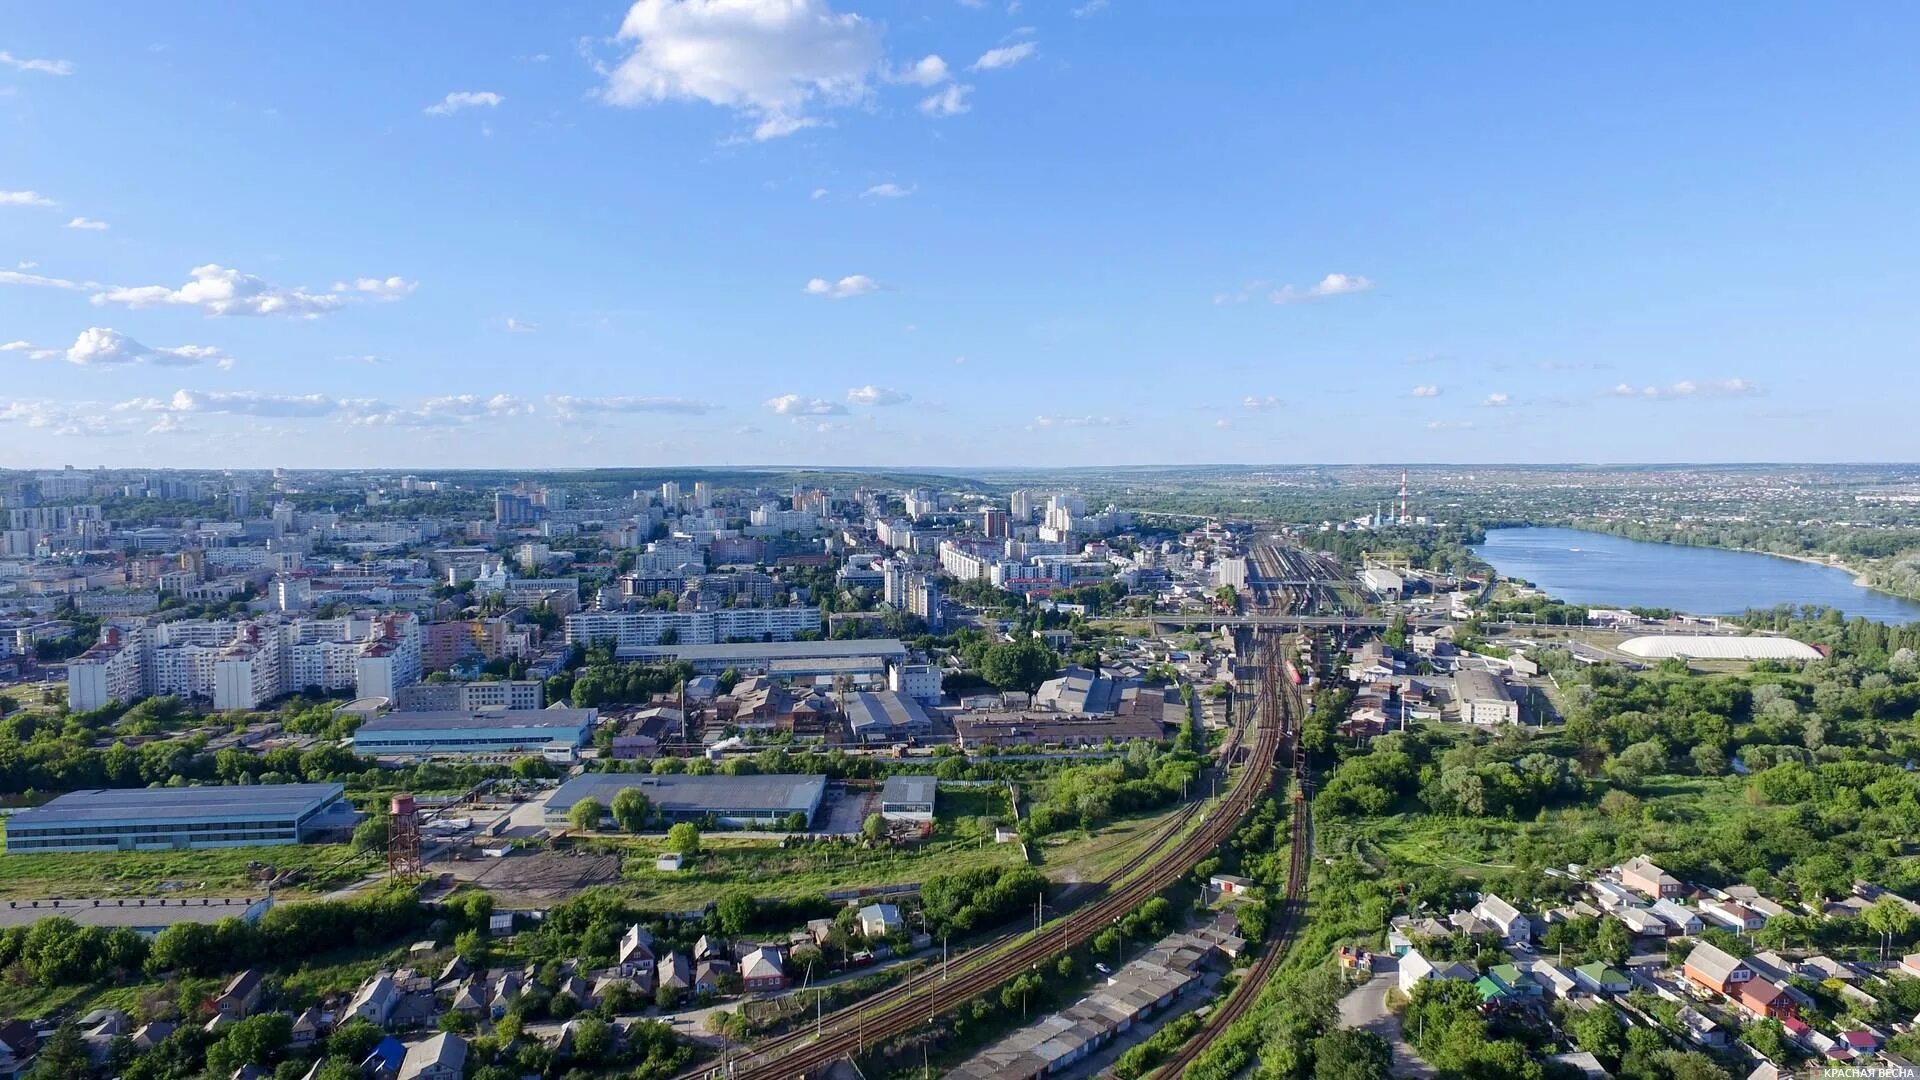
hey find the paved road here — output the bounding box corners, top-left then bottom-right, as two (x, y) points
(1335, 957), (1436, 1079)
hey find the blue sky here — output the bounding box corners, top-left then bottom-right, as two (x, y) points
(3, 2), (1917, 468)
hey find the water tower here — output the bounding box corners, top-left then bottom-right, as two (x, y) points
(387, 794), (423, 881)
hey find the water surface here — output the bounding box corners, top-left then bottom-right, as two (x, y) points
(1473, 526), (1920, 624)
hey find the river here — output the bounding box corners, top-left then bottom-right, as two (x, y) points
(1472, 526), (1920, 624)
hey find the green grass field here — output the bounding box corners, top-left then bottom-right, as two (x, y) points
(0, 842), (378, 899)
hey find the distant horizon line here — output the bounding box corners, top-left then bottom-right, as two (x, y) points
(4, 460), (1918, 475)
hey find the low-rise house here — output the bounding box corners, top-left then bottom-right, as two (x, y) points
(290, 1008), (324, 1049)
(1620, 856), (1683, 900)
(1471, 895), (1532, 944)
(1573, 962), (1631, 995)
(741, 946), (787, 992)
(1398, 948), (1475, 995)
(1676, 1005), (1725, 1047)
(1734, 978), (1797, 1021)
(1209, 874), (1254, 898)
(694, 934), (726, 962)
(1723, 886), (1787, 919)
(398, 1033), (466, 1080)
(1701, 899), (1766, 933)
(1683, 942), (1752, 996)
(449, 978), (488, 1017)
(345, 973), (399, 1027)
(658, 953), (692, 997)
(1649, 899), (1703, 936)
(694, 959), (731, 996)
(593, 973), (635, 1005)
(1487, 963), (1542, 998)
(215, 969), (266, 1020)
(1589, 879), (1639, 909)
(618, 924), (656, 977)
(1527, 961), (1579, 999)
(360, 1036), (407, 1078)
(858, 903), (903, 939)
(1613, 906), (1666, 937)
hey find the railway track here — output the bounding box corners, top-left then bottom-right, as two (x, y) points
(682, 645), (1291, 1080)
(1147, 666), (1311, 1079)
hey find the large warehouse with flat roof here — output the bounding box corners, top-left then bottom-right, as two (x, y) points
(544, 773), (827, 829)
(609, 638), (908, 675)
(352, 706), (597, 757)
(5, 783), (354, 854)
(1619, 635), (1822, 662)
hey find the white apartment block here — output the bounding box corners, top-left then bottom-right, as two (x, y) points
(938, 542), (995, 582)
(565, 607), (821, 648)
(66, 626), (145, 712)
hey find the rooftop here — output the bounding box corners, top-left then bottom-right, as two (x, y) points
(881, 774), (937, 805)
(546, 773), (828, 816)
(356, 708), (595, 733)
(614, 638), (907, 662)
(9, 783), (344, 828)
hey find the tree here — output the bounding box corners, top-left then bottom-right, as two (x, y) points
(611, 787), (652, 833)
(1566, 1002), (1626, 1066)
(862, 813), (888, 842)
(26, 1024), (87, 1080)
(656, 984), (679, 1010)
(716, 891), (757, 936)
(979, 638), (1058, 693)
(568, 1014), (612, 1063)
(667, 821), (701, 856)
(1384, 613), (1409, 649)
(569, 797), (606, 833)
(1744, 1018), (1790, 1063)
(205, 1013), (293, 1076)
(351, 814), (390, 853)
(1866, 895), (1916, 961)
(1312, 1029), (1393, 1080)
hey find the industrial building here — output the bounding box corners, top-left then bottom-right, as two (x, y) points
(843, 691), (933, 743)
(352, 707), (596, 757)
(394, 680), (544, 712)
(4, 783), (353, 854)
(953, 713), (1168, 749)
(1453, 668), (1520, 725)
(1618, 635), (1822, 662)
(543, 773), (827, 829)
(600, 637), (909, 675)
(878, 775), (936, 822)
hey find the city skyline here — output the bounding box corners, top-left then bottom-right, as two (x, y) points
(5, 2), (1919, 467)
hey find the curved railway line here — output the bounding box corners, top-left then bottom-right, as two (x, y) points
(1147, 657), (1311, 1079)
(681, 640), (1295, 1080)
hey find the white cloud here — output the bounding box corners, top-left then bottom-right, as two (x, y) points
(425, 91), (504, 116)
(847, 385), (910, 406)
(1270, 272), (1373, 304)
(0, 190), (56, 207)
(1034, 414), (1126, 428)
(1411, 384), (1441, 398)
(1605, 378), (1762, 401)
(765, 394), (846, 416)
(894, 54), (950, 86)
(1212, 279), (1269, 305)
(548, 395), (721, 417)
(918, 83), (972, 117)
(0, 269), (85, 290)
(91, 264), (377, 318)
(127, 389), (344, 418)
(971, 41), (1037, 70)
(601, 0), (881, 141)
(861, 183), (913, 199)
(352, 393), (535, 427)
(809, 188), (830, 200)
(1071, 0), (1108, 16)
(1215, 418), (1231, 428)
(1428, 419), (1474, 431)
(0, 341), (32, 352)
(504, 317), (538, 333)
(0, 400), (117, 437)
(1483, 392), (1510, 407)
(803, 274), (881, 298)
(0, 51), (73, 76)
(62, 327), (233, 368)
(331, 276), (418, 299)
(1241, 395), (1282, 410)
(64, 216), (109, 231)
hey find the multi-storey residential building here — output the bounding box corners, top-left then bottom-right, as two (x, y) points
(938, 541), (994, 582)
(564, 607), (821, 649)
(66, 626), (145, 711)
